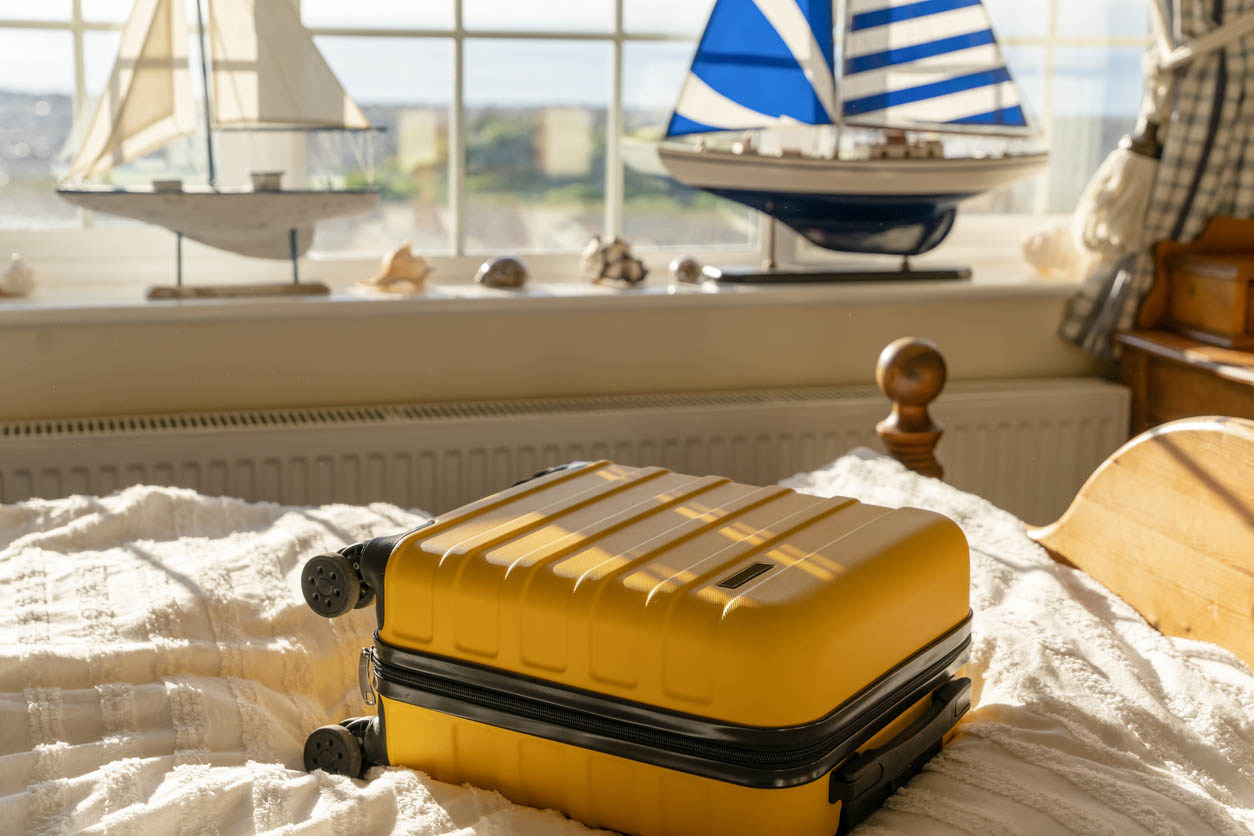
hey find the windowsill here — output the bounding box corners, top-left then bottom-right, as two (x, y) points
(0, 212), (1081, 325)
(0, 225), (1096, 421)
(0, 213), (1097, 421)
(0, 268), (1081, 325)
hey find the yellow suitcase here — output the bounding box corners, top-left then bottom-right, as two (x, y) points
(300, 461), (971, 836)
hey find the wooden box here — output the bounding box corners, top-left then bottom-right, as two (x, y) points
(1116, 330), (1254, 434)
(1163, 252), (1254, 348)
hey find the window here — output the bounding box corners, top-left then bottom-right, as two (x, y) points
(978, 0), (1152, 213)
(1, 0), (1150, 262)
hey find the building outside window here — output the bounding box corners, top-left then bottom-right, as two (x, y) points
(0, 0), (1150, 264)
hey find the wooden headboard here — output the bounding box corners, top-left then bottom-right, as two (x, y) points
(873, 337), (1254, 669)
(1028, 417), (1254, 668)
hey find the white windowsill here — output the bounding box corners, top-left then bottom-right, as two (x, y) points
(0, 214), (1080, 325)
(0, 211), (1096, 421)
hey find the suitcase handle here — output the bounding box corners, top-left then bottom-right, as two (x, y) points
(510, 461), (586, 487)
(829, 677), (971, 831)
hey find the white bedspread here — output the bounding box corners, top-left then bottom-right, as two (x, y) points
(1, 454), (1251, 835)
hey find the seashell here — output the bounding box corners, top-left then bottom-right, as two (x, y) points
(476, 256), (529, 289)
(360, 241), (432, 294)
(580, 234), (647, 285)
(669, 256), (703, 284)
(1021, 224), (1094, 280)
(0, 253), (37, 297)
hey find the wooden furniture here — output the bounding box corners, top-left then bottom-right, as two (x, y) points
(1138, 215), (1254, 333)
(1161, 252), (1254, 348)
(874, 337), (1254, 670)
(1116, 218), (1254, 437)
(1116, 330), (1254, 434)
(1028, 417), (1254, 670)
(874, 336), (946, 479)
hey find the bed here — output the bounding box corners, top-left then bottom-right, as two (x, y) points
(1, 340), (1251, 836)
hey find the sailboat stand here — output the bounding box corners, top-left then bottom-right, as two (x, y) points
(56, 0), (380, 301)
(148, 228), (328, 300)
(703, 217), (971, 284)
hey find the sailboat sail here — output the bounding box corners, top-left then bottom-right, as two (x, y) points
(63, 0), (195, 181)
(665, 0), (836, 136)
(665, 0), (1030, 138)
(841, 0), (1028, 130)
(207, 0), (370, 129)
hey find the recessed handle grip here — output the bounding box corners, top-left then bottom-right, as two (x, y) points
(830, 677), (971, 832)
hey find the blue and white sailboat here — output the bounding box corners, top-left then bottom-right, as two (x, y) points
(658, 0), (1048, 260)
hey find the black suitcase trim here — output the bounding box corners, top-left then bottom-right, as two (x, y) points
(371, 612), (971, 789)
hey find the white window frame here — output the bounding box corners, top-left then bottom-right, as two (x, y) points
(0, 0), (1151, 286)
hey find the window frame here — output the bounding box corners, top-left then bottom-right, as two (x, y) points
(0, 0), (1151, 272)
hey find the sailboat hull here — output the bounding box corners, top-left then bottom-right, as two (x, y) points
(709, 188), (960, 256)
(659, 144), (1047, 256)
(56, 186), (380, 260)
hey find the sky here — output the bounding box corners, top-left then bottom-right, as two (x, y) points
(0, 0), (1150, 117)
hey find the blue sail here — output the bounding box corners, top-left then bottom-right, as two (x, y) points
(666, 0), (836, 137)
(841, 0), (1028, 129)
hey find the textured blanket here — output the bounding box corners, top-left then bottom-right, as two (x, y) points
(1, 454), (1251, 835)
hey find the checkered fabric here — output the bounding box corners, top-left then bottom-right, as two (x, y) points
(1059, 0), (1254, 361)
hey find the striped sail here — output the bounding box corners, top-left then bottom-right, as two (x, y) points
(841, 0), (1028, 130)
(665, 0), (836, 136)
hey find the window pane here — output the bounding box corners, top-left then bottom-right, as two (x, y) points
(464, 40), (609, 252)
(313, 37), (453, 255)
(0, 29), (76, 229)
(1049, 45), (1144, 211)
(1057, 0), (1149, 38)
(81, 0), (134, 22)
(962, 45), (1047, 214)
(622, 41), (756, 248)
(981, 0), (1048, 39)
(624, 0), (714, 35)
(0, 1), (71, 20)
(302, 1), (452, 30)
(463, 0), (612, 32)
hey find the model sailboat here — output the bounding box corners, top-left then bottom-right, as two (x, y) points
(658, 0), (1048, 280)
(56, 0), (380, 297)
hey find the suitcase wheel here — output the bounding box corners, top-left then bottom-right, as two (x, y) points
(302, 553), (360, 618)
(303, 723), (364, 777)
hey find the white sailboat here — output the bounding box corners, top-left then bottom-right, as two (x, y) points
(656, 0), (1049, 279)
(56, 0), (380, 295)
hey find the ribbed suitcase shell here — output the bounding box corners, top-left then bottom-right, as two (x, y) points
(312, 461), (971, 836)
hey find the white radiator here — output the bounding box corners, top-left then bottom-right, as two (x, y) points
(0, 378), (1128, 525)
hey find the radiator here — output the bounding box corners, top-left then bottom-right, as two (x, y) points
(0, 378), (1128, 525)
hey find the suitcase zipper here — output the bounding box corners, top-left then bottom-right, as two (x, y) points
(369, 613), (970, 785)
(373, 650), (852, 767)
(359, 646), (378, 706)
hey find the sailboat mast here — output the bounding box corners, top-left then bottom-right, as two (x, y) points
(194, 0), (217, 186)
(832, 0), (844, 129)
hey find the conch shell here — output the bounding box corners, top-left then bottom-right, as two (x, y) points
(359, 241), (431, 294)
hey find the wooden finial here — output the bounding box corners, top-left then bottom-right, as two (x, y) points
(876, 337), (946, 479)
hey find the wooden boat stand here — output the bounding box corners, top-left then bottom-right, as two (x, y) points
(147, 227), (331, 300)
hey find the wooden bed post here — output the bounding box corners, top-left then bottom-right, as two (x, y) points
(876, 337), (946, 479)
